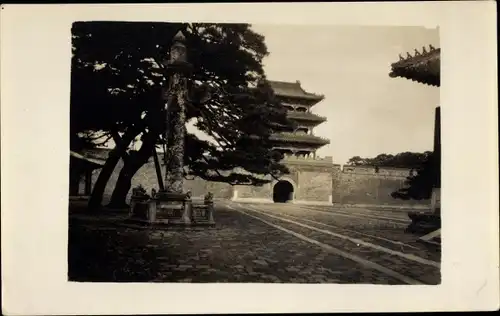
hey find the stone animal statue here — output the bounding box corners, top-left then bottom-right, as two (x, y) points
(132, 185), (149, 198)
(204, 192), (214, 203)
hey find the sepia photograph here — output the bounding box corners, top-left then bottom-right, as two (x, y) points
(68, 22), (441, 285)
(2, 2), (498, 314)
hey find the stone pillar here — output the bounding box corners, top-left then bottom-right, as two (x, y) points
(204, 193), (215, 225)
(431, 188), (441, 215)
(147, 199), (157, 222)
(206, 200), (215, 225)
(163, 30), (190, 194)
(433, 106), (441, 188)
(182, 196), (192, 226)
(432, 106), (441, 215)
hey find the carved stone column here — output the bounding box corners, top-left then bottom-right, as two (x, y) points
(433, 106), (441, 189)
(163, 30), (191, 194)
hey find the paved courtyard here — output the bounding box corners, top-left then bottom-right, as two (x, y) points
(68, 201), (441, 284)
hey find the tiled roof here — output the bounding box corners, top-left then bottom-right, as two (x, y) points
(287, 111), (327, 124)
(389, 45), (440, 87)
(269, 80), (324, 101)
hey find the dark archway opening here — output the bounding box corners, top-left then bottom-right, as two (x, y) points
(273, 180), (294, 203)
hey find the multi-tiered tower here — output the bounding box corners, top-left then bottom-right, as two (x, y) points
(230, 80), (334, 205)
(268, 80), (330, 158)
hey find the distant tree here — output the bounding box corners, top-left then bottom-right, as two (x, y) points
(346, 151), (432, 169)
(391, 152), (439, 200)
(346, 156), (365, 166)
(387, 151), (432, 168)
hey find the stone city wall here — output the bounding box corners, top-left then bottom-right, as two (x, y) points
(332, 165), (430, 208)
(79, 148), (430, 208)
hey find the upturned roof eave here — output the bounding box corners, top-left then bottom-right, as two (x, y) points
(389, 72), (440, 87)
(389, 45), (441, 87)
(287, 113), (328, 123)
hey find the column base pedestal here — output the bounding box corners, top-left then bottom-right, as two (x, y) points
(126, 190), (216, 228)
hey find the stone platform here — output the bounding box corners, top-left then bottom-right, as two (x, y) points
(127, 190), (215, 228)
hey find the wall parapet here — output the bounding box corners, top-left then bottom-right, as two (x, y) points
(341, 164), (415, 177)
(283, 155), (333, 164)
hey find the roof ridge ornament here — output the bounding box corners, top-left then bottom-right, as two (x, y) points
(389, 45), (440, 87)
(173, 30), (186, 42)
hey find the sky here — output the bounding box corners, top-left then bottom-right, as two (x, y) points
(130, 25), (440, 165)
(242, 24), (440, 165)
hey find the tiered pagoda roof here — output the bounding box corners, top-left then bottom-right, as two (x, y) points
(389, 45), (440, 87)
(267, 80), (330, 155)
(270, 80), (325, 102)
(287, 111), (327, 123)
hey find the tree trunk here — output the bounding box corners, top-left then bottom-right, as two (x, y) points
(106, 161), (140, 209)
(87, 150), (121, 211)
(107, 133), (157, 208)
(87, 127), (140, 211)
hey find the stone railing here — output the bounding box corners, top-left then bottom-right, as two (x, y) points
(270, 132), (330, 145)
(283, 155), (333, 163)
(281, 155), (336, 168)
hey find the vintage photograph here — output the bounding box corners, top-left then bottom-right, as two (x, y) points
(68, 22), (441, 284)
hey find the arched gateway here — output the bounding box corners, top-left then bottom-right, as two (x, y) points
(273, 180), (294, 203)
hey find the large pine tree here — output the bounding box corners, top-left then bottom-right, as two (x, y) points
(71, 22), (292, 209)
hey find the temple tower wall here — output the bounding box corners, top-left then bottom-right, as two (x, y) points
(231, 157), (334, 205)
